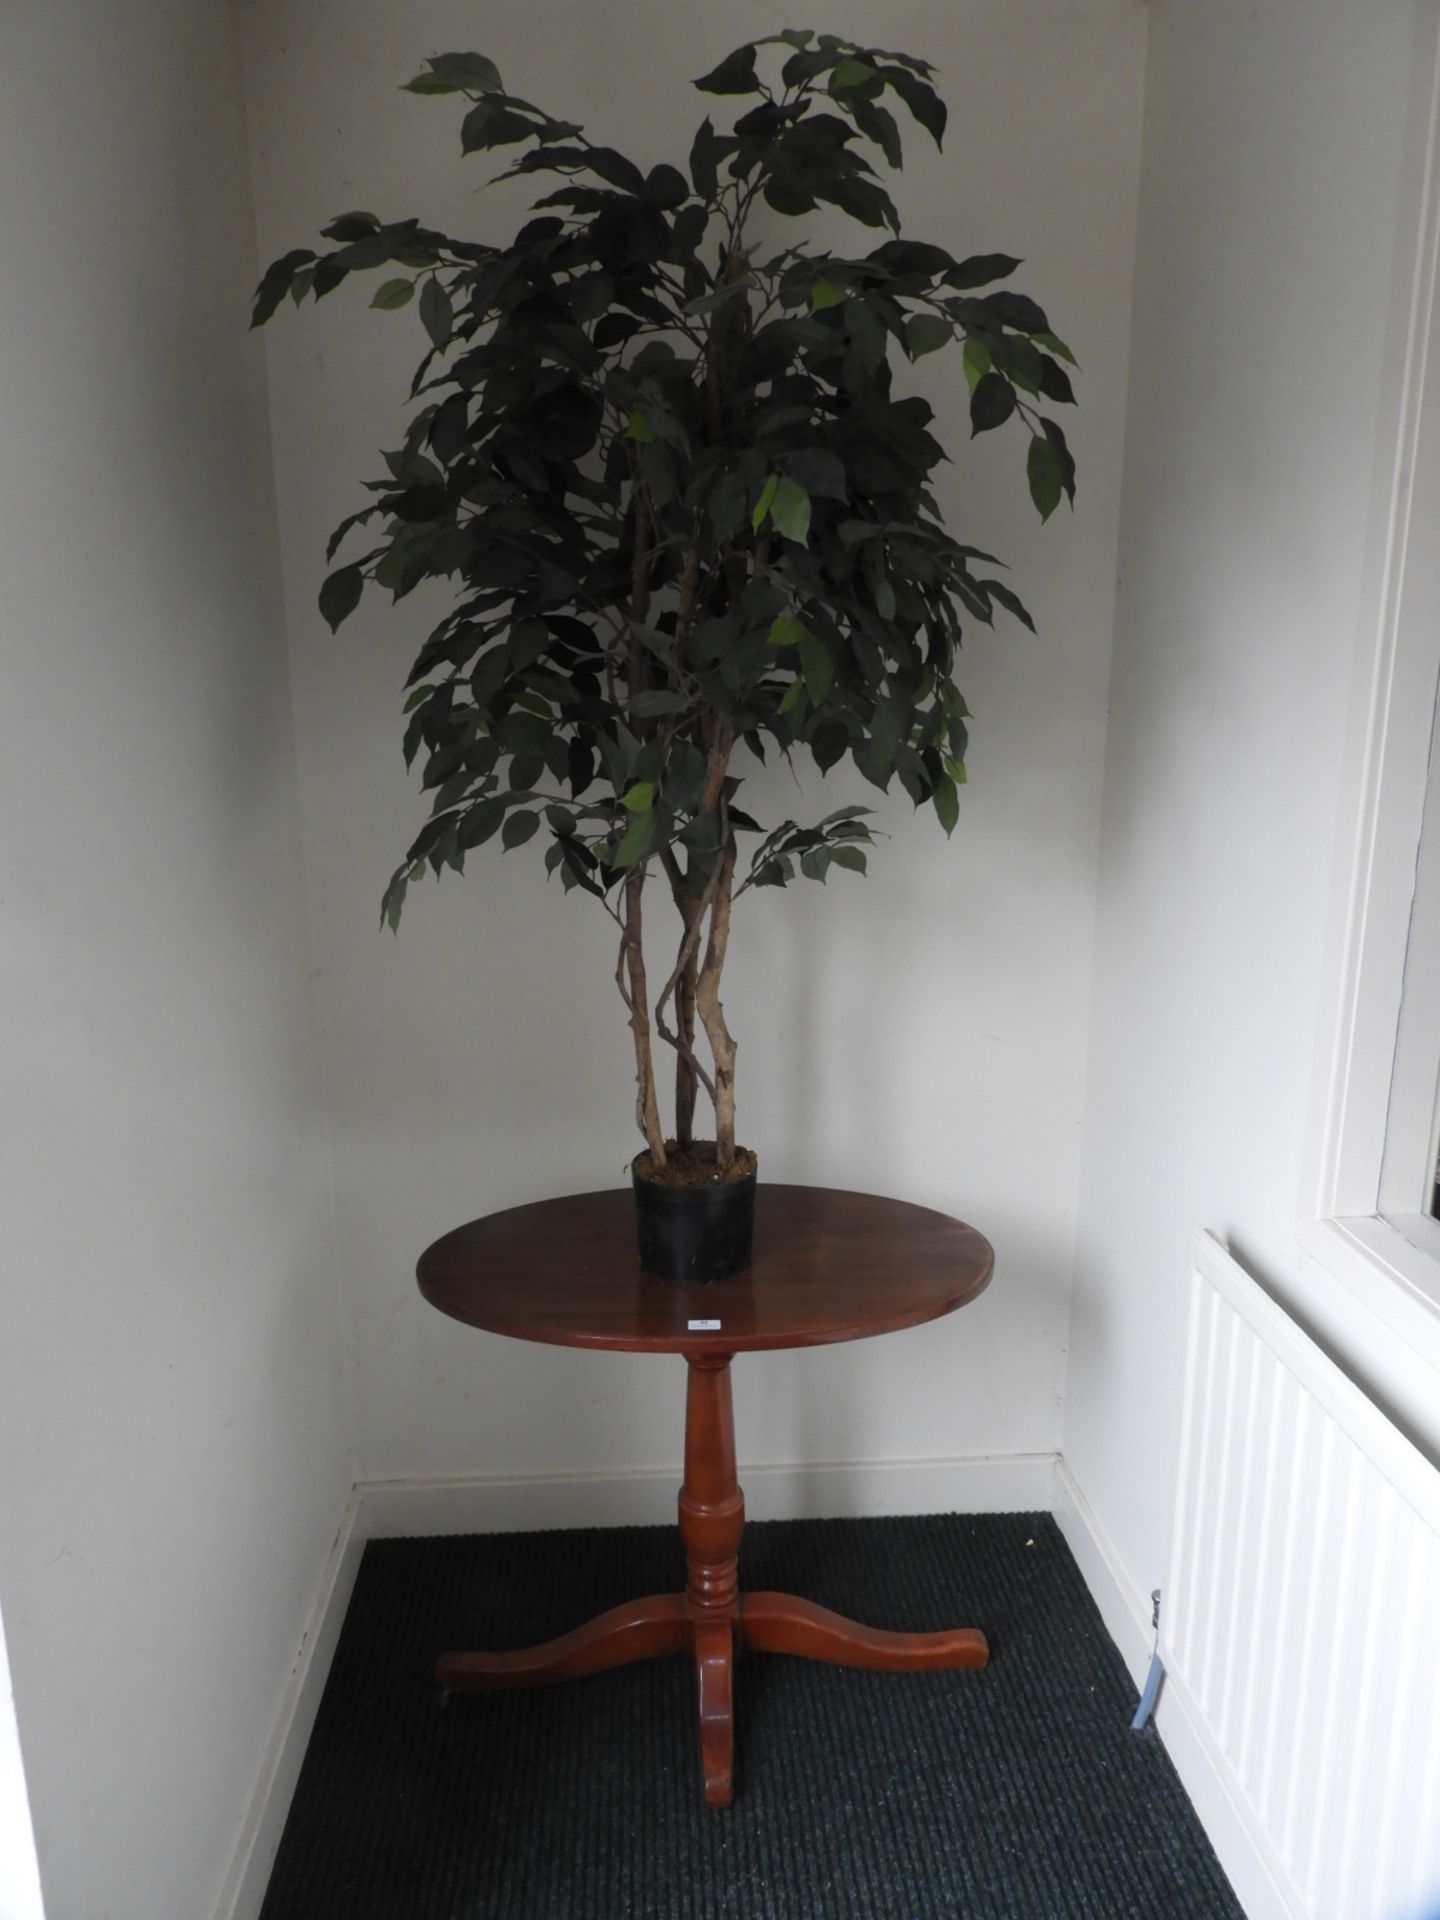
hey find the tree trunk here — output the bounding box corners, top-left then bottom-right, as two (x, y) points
(675, 922), (700, 1148)
(694, 837), (737, 1167)
(623, 866), (666, 1167)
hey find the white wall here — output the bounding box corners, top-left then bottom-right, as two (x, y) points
(1066, 0), (1440, 1607)
(20, 0), (1440, 1908)
(244, 0), (1147, 1489)
(0, 5), (352, 1916)
(0, 1608), (44, 1920)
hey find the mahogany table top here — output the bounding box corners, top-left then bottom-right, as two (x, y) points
(417, 1184), (993, 1356)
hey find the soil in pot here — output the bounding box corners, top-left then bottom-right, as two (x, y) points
(632, 1141), (758, 1284)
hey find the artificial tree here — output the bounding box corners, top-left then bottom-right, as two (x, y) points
(253, 30), (1076, 1186)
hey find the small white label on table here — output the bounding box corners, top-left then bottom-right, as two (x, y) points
(688, 1318), (721, 1331)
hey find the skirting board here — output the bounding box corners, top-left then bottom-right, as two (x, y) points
(1052, 1460), (1299, 1920)
(213, 1487), (369, 1920)
(360, 1450), (1058, 1537)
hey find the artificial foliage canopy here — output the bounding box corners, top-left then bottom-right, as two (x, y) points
(253, 30), (1078, 1174)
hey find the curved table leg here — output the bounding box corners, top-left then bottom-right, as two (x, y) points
(436, 1354), (987, 1803)
(739, 1592), (989, 1670)
(692, 1618), (735, 1806)
(436, 1593), (688, 1692)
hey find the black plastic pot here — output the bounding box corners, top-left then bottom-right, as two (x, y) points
(631, 1155), (757, 1284)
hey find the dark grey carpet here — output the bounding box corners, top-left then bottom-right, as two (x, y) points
(259, 1513), (1242, 1919)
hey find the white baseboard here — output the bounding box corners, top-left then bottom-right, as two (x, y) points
(360, 1450), (1058, 1537)
(1051, 1456), (1154, 1685)
(212, 1489), (367, 1920)
(1052, 1460), (1300, 1920)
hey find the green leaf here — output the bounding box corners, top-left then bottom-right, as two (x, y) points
(830, 58), (878, 92)
(778, 678), (806, 714)
(630, 622), (677, 669)
(419, 276), (452, 347)
(695, 45), (760, 94)
(501, 810), (539, 851)
(769, 477), (812, 546)
(689, 116), (721, 198)
(1027, 435), (1063, 521)
(885, 68), (947, 149)
(402, 683), (435, 713)
(906, 313), (952, 358)
(810, 719), (850, 772)
(641, 162), (689, 208)
(838, 520), (883, 549)
(962, 337), (992, 395)
(684, 278), (753, 317)
(250, 248), (316, 328)
(850, 99), (903, 170)
(380, 866), (409, 931)
(831, 844), (868, 875)
(1036, 329), (1079, 367)
(506, 618), (549, 671)
(324, 506), (378, 562)
(943, 754), (968, 784)
(470, 650), (508, 715)
(580, 145), (647, 194)
(621, 780), (655, 812)
(311, 258), (349, 300)
(999, 335), (1045, 396)
(556, 837), (605, 899)
(798, 631), (833, 702)
(321, 211), (380, 241)
(868, 696), (907, 770)
(688, 117), (740, 202)
(786, 447), (847, 501)
(983, 579), (1036, 631)
(769, 614), (805, 648)
(933, 770), (959, 836)
(984, 289), (1051, 333)
(751, 472), (779, 532)
(707, 469), (747, 538)
(613, 806), (660, 867)
(1042, 417), (1078, 503)
(459, 799), (505, 849)
(412, 51), (503, 94)
(626, 409), (655, 443)
(946, 252), (1023, 290)
(628, 689), (688, 718)
(864, 547), (896, 619)
(318, 564), (364, 632)
(969, 370), (1015, 435)
(371, 278), (415, 310)
(461, 102), (540, 151)
(810, 277), (846, 311)
(403, 71), (464, 95)
(870, 238), (955, 278)
(1038, 356), (1075, 405)
(844, 296), (888, 373)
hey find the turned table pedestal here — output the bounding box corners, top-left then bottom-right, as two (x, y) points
(417, 1185), (994, 1805)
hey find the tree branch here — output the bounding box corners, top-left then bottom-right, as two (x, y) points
(619, 862), (666, 1166)
(694, 812), (738, 1167)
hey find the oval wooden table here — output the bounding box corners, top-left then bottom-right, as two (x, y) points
(418, 1185), (995, 1806)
